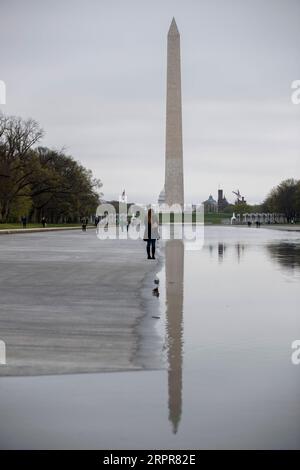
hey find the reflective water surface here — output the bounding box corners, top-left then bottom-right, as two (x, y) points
(1, 226), (300, 449)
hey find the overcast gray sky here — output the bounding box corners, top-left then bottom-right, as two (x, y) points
(0, 0), (299, 204)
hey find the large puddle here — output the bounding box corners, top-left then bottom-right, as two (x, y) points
(1, 226), (300, 449)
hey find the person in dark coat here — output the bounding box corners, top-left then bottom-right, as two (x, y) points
(143, 208), (159, 260)
(81, 217), (88, 232)
(21, 216), (27, 228)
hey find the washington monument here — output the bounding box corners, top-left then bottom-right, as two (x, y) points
(164, 18), (184, 208)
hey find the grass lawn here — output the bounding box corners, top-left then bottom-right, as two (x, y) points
(158, 211), (231, 224)
(0, 223), (81, 230)
(204, 212), (232, 224)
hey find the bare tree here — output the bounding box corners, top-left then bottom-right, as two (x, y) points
(0, 112), (44, 221)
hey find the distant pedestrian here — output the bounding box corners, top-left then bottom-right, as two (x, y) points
(41, 216), (47, 228)
(119, 214), (126, 232)
(143, 208), (159, 260)
(21, 216), (27, 228)
(126, 215), (131, 233)
(81, 217), (88, 232)
(102, 211), (109, 232)
(135, 211), (141, 232)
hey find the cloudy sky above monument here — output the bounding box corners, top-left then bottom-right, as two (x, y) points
(1, 0), (299, 204)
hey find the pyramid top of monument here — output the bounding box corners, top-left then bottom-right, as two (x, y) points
(168, 17), (180, 36)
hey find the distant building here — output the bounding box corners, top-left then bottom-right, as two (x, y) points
(218, 189), (229, 212)
(119, 189), (127, 203)
(232, 189), (247, 205)
(158, 186), (166, 206)
(235, 196), (247, 205)
(202, 195), (218, 213)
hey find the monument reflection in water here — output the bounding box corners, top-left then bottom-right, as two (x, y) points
(165, 239), (184, 434)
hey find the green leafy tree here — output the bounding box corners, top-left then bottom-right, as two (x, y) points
(30, 148), (102, 223)
(263, 179), (298, 222)
(0, 113), (102, 223)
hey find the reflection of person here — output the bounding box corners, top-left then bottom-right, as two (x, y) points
(143, 208), (159, 260)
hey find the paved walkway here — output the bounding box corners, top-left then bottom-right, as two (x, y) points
(0, 230), (159, 376)
(264, 225), (300, 232)
(0, 226), (92, 235)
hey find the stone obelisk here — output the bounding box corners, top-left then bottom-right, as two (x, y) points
(165, 18), (184, 208)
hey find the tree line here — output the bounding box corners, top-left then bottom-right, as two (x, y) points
(0, 112), (102, 224)
(217, 180), (300, 222)
(1, 111), (298, 225)
(262, 179), (300, 222)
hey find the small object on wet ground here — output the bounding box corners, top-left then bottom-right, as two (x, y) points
(152, 286), (159, 297)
